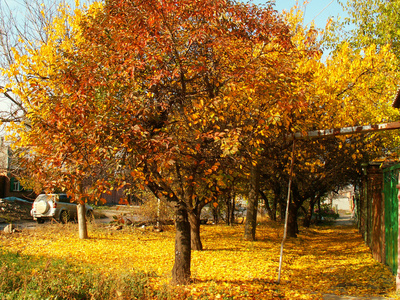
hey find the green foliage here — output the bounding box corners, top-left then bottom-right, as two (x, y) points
(325, 0), (400, 60)
(315, 204), (340, 221)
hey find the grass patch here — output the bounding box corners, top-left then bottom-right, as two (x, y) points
(0, 249), (170, 300)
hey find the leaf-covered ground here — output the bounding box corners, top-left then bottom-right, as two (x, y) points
(0, 221), (396, 299)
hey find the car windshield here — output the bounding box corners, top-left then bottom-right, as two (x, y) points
(58, 195), (72, 203)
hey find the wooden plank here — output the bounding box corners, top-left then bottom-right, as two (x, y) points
(289, 121), (400, 140)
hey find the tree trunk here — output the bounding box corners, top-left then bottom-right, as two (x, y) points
(244, 164), (260, 241)
(188, 209), (203, 250)
(303, 195), (319, 227)
(302, 205), (312, 227)
(317, 196), (322, 222)
(171, 201), (191, 285)
(259, 190), (275, 221)
(230, 196), (235, 225)
(272, 187), (279, 222)
(212, 204), (219, 224)
(225, 197), (232, 225)
(280, 201), (286, 222)
(287, 202), (299, 238)
(224, 194), (235, 226)
(272, 198), (277, 221)
(77, 203), (88, 239)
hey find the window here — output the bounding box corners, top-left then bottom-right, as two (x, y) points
(10, 177), (22, 192)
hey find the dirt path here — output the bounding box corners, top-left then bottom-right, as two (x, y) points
(334, 211), (355, 226)
(321, 211), (396, 300)
(0, 205), (142, 231)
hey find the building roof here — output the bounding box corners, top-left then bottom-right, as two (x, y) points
(392, 88), (400, 108)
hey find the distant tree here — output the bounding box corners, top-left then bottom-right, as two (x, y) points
(0, 0), (95, 239)
(0, 0), (92, 125)
(260, 7), (400, 237)
(324, 0), (400, 60)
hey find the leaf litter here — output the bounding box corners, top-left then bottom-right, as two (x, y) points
(0, 221), (396, 299)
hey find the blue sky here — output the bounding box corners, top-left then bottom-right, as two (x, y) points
(253, 0), (346, 30)
(4, 0), (347, 31)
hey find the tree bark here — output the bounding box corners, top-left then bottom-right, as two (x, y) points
(302, 205), (312, 228)
(272, 186), (280, 222)
(212, 204), (219, 224)
(303, 195), (319, 227)
(259, 190), (275, 221)
(77, 203), (88, 239)
(224, 193), (235, 225)
(244, 164), (260, 241)
(230, 196), (235, 225)
(280, 201), (286, 222)
(172, 201), (191, 285)
(225, 196), (231, 225)
(317, 196), (322, 222)
(287, 202), (299, 238)
(272, 197), (277, 221)
(188, 209), (203, 250)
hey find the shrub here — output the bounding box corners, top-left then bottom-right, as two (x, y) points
(314, 204), (340, 221)
(139, 196), (175, 224)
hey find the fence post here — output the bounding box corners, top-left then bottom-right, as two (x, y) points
(157, 198), (160, 228)
(395, 174), (400, 290)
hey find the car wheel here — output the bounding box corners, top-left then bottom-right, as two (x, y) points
(37, 218), (45, 224)
(86, 210), (94, 223)
(60, 210), (70, 224)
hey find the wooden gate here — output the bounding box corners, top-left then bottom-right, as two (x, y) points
(383, 164), (400, 274)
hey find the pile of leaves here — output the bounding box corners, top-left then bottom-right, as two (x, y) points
(0, 198), (32, 223)
(0, 222), (396, 299)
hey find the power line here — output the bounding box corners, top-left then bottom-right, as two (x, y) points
(311, 0), (335, 23)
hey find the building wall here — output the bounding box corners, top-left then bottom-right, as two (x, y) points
(370, 168), (385, 264)
(0, 139), (36, 200)
(359, 163), (386, 265)
(101, 189), (126, 204)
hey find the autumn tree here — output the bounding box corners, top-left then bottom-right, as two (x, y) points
(0, 0), (103, 239)
(324, 0), (400, 60)
(3, 1), (109, 240)
(257, 8), (400, 238)
(0, 0), (92, 125)
(7, 0), (398, 284)
(280, 136), (385, 237)
(287, 41), (400, 235)
(5, 0), (309, 285)
(237, 9), (322, 241)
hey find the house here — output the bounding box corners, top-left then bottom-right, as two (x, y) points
(326, 185), (354, 212)
(0, 137), (35, 200)
(392, 88), (400, 108)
